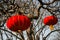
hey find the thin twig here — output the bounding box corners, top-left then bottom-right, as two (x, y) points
(44, 29), (60, 40)
(0, 28), (22, 40)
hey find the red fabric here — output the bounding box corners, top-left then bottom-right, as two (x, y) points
(6, 15), (31, 31)
(43, 16), (58, 25)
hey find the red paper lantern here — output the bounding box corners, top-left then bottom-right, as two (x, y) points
(43, 16), (58, 30)
(6, 15), (31, 31)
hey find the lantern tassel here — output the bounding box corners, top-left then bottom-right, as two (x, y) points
(49, 25), (54, 31)
(16, 30), (21, 33)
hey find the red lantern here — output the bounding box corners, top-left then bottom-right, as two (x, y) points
(6, 15), (31, 32)
(43, 16), (58, 30)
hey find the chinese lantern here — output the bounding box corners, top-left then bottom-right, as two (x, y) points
(6, 15), (31, 32)
(43, 16), (58, 30)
